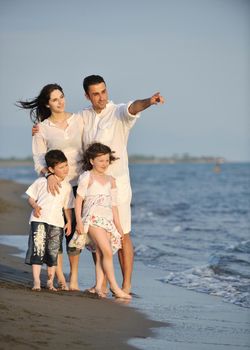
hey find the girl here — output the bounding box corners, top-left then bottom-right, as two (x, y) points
(70, 142), (131, 299)
(17, 84), (84, 290)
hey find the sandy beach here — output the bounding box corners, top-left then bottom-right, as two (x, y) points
(0, 179), (163, 350)
(0, 178), (249, 350)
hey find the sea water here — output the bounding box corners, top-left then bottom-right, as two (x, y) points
(0, 162), (249, 309)
(130, 162), (250, 309)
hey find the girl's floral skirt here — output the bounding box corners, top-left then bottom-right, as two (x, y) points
(68, 214), (122, 254)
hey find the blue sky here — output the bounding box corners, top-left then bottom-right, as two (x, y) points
(0, 0), (249, 161)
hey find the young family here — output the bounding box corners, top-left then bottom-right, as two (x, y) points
(18, 75), (164, 299)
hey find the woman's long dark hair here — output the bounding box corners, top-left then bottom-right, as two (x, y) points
(82, 142), (118, 171)
(16, 83), (64, 123)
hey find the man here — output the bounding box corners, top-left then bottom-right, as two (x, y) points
(32, 75), (164, 294)
(79, 75), (164, 293)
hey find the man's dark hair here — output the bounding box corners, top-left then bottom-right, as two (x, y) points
(83, 75), (106, 94)
(45, 149), (67, 168)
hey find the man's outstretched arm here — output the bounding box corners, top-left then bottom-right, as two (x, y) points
(128, 92), (164, 115)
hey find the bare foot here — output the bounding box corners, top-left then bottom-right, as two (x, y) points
(122, 286), (131, 294)
(69, 282), (80, 291)
(69, 286), (80, 291)
(87, 287), (96, 294)
(58, 281), (69, 291)
(87, 287), (107, 298)
(95, 289), (107, 298)
(113, 288), (132, 300)
(46, 281), (57, 292)
(69, 280), (80, 291)
(32, 285), (41, 292)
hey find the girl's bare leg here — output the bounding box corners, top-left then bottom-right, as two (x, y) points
(88, 226), (131, 299)
(32, 264), (41, 290)
(94, 247), (106, 296)
(90, 252), (108, 295)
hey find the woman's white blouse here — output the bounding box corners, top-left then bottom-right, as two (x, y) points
(32, 114), (84, 186)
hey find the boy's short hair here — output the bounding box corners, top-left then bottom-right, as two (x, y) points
(45, 150), (67, 168)
(83, 75), (106, 94)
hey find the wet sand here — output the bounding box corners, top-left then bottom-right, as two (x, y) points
(1, 178), (249, 350)
(0, 179), (163, 350)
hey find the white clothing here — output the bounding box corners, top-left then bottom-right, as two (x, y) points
(79, 101), (140, 233)
(32, 114), (84, 186)
(80, 101), (139, 180)
(69, 171), (121, 254)
(26, 177), (74, 228)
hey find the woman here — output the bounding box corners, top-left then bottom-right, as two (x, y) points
(17, 84), (84, 290)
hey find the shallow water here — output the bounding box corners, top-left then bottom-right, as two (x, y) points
(130, 162), (250, 309)
(0, 234), (249, 350)
(0, 162), (249, 308)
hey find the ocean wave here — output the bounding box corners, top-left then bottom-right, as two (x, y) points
(227, 240), (250, 254)
(159, 265), (250, 308)
(134, 244), (170, 261)
(209, 251), (250, 279)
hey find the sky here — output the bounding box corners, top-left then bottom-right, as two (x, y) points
(0, 0), (249, 161)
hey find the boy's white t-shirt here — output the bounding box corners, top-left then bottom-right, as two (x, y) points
(26, 177), (74, 228)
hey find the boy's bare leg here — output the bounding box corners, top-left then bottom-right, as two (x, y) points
(47, 266), (57, 291)
(32, 264), (41, 290)
(68, 254), (80, 290)
(118, 233), (134, 294)
(56, 253), (68, 290)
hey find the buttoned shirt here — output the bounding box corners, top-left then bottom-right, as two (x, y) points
(79, 101), (140, 182)
(32, 114), (84, 186)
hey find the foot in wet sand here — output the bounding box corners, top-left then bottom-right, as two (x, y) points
(112, 288), (132, 300)
(86, 287), (107, 298)
(69, 282), (80, 291)
(31, 286), (41, 292)
(46, 281), (57, 292)
(57, 282), (69, 291)
(122, 285), (131, 295)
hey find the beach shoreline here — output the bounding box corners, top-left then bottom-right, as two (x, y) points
(0, 179), (249, 350)
(0, 179), (164, 350)
(0, 244), (163, 350)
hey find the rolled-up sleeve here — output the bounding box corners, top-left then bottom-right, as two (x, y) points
(117, 101), (141, 129)
(32, 132), (47, 174)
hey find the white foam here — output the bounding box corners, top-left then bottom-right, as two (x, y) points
(159, 265), (250, 308)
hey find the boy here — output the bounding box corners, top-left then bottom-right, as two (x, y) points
(25, 149), (74, 291)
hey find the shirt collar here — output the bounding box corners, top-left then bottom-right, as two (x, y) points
(44, 113), (74, 126)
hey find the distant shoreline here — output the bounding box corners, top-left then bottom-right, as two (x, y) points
(0, 160), (34, 167)
(0, 155), (250, 168)
(0, 157), (247, 167)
